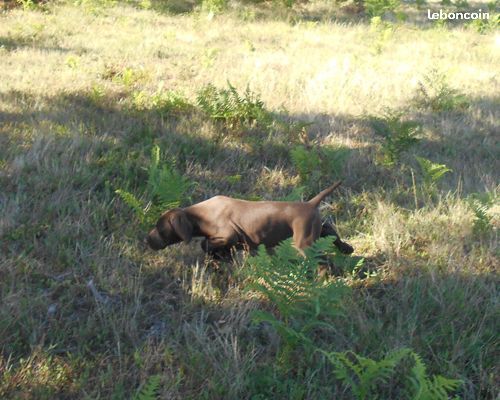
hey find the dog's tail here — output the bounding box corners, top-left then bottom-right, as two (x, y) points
(308, 181), (342, 208)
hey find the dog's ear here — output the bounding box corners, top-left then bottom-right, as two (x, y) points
(170, 210), (193, 243)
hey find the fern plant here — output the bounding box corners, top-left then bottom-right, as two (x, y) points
(290, 145), (349, 189)
(115, 145), (192, 226)
(323, 348), (411, 400)
(245, 238), (351, 357)
(370, 111), (420, 167)
(365, 0), (401, 17)
(246, 238), (349, 320)
(132, 88), (191, 117)
(413, 69), (469, 112)
(322, 348), (461, 400)
(197, 82), (271, 131)
(133, 375), (161, 400)
(409, 352), (462, 400)
(415, 156), (452, 187)
(290, 145), (321, 186)
(467, 192), (495, 235)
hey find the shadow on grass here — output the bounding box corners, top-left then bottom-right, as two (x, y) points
(0, 35), (73, 53)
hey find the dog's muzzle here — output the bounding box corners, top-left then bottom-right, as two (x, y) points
(146, 228), (168, 250)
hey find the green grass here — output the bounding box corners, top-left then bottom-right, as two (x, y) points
(0, 0), (498, 399)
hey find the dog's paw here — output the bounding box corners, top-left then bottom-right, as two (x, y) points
(339, 241), (354, 255)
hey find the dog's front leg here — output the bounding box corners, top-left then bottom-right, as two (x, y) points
(200, 238), (233, 261)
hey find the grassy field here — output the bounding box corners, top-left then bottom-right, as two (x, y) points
(0, 0), (498, 398)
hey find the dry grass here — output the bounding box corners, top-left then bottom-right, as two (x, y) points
(0, 0), (498, 398)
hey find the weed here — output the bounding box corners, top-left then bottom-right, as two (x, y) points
(290, 145), (321, 185)
(197, 82), (271, 132)
(415, 156), (452, 187)
(467, 192), (496, 235)
(89, 84), (106, 106)
(245, 239), (461, 400)
(290, 144), (350, 189)
(202, 0), (228, 15)
(370, 110), (420, 167)
(133, 375), (161, 400)
(468, 3), (499, 34)
(15, 0), (44, 11)
(131, 87), (192, 117)
(65, 55), (80, 69)
(323, 348), (461, 400)
(413, 69), (469, 112)
(114, 67), (147, 89)
(115, 145), (192, 226)
(365, 0), (401, 17)
(245, 237), (351, 362)
(370, 17), (397, 54)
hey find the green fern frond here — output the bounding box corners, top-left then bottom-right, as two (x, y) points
(196, 81), (269, 129)
(416, 156), (452, 186)
(409, 351), (461, 400)
(133, 375), (161, 400)
(370, 110), (420, 167)
(116, 145), (192, 226)
(115, 189), (146, 223)
(290, 145), (321, 185)
(245, 238), (349, 321)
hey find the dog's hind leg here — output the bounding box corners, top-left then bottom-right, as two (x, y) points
(321, 221), (354, 255)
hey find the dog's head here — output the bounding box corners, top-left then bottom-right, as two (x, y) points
(146, 208), (193, 250)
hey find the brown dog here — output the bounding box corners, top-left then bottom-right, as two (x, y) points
(146, 182), (353, 257)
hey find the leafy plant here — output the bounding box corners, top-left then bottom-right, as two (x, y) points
(197, 82), (271, 131)
(133, 375), (161, 400)
(246, 238), (349, 321)
(365, 0), (401, 17)
(290, 145), (321, 185)
(132, 87), (191, 116)
(468, 3), (498, 34)
(415, 156), (452, 187)
(324, 348), (410, 400)
(467, 192), (496, 235)
(321, 145), (351, 178)
(322, 349), (461, 400)
(370, 111), (420, 167)
(409, 352), (462, 400)
(370, 17), (397, 54)
(413, 69), (469, 112)
(15, 0), (46, 11)
(115, 145), (192, 226)
(290, 145), (350, 188)
(202, 0), (228, 14)
(245, 238), (350, 358)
